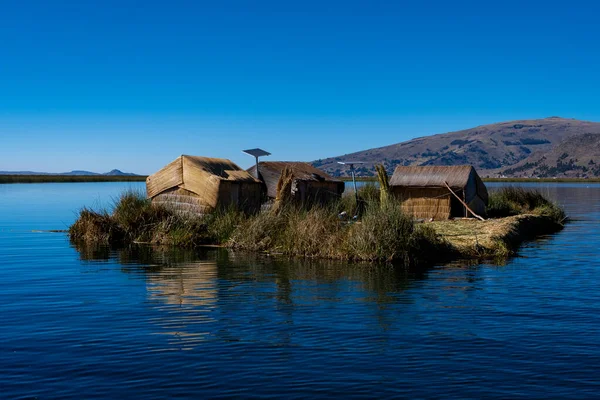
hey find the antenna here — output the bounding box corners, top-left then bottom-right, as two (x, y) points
(338, 161), (366, 203)
(243, 148), (271, 179)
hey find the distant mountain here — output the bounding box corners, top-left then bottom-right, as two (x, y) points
(0, 169), (140, 176)
(66, 170), (100, 175)
(313, 117), (600, 178)
(103, 169), (138, 176)
(0, 171), (51, 175)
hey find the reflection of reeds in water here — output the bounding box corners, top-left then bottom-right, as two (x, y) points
(71, 242), (222, 349)
(73, 241), (516, 351)
(225, 251), (425, 303)
(72, 241), (113, 261)
(74, 242), (428, 305)
(75, 243), (494, 348)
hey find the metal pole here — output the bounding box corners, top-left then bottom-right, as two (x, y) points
(254, 156), (260, 179)
(351, 164), (358, 203)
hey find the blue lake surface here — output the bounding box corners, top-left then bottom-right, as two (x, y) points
(1, 182), (599, 398)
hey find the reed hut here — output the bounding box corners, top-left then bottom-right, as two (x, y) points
(389, 165), (488, 220)
(247, 161), (345, 205)
(146, 155), (262, 214)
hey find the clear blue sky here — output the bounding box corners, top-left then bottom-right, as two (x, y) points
(1, 0), (599, 174)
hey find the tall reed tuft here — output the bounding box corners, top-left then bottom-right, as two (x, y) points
(345, 201), (415, 263)
(70, 190), (210, 247)
(69, 207), (123, 244)
(275, 205), (344, 258)
(112, 190), (169, 242)
(228, 206), (286, 252)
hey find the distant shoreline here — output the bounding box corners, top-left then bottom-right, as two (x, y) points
(483, 177), (600, 183)
(0, 174), (148, 184)
(338, 176), (600, 183)
(2, 174), (599, 184)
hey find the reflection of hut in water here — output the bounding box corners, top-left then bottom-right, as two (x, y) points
(247, 161), (345, 205)
(146, 155), (262, 214)
(146, 261), (218, 308)
(389, 165), (488, 220)
(145, 260), (219, 349)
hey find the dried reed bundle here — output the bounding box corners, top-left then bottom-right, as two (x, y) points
(273, 166), (294, 213)
(375, 164), (389, 206)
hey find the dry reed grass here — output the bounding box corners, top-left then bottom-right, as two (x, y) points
(230, 200), (451, 264)
(429, 213), (563, 258)
(487, 187), (566, 222)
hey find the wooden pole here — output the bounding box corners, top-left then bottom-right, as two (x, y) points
(444, 181), (485, 221)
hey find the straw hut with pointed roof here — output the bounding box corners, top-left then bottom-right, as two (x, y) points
(389, 165), (488, 220)
(146, 155), (262, 214)
(247, 161), (345, 205)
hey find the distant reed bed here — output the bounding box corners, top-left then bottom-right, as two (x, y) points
(339, 176), (600, 183)
(0, 175), (147, 184)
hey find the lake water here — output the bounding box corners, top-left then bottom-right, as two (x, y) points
(1, 182), (599, 398)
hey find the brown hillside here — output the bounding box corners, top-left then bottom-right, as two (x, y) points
(313, 117), (600, 178)
(502, 133), (600, 177)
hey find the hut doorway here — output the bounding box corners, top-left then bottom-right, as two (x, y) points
(449, 189), (467, 218)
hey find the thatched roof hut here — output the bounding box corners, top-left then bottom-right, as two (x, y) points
(389, 165), (488, 220)
(146, 155), (262, 214)
(247, 161), (344, 205)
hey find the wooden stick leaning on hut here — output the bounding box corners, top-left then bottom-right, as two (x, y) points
(443, 181), (486, 221)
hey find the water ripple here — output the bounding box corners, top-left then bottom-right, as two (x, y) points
(1, 183), (600, 398)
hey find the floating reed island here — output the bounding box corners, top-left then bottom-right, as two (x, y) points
(69, 157), (567, 265)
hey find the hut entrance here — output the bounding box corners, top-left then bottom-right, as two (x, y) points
(449, 189), (467, 218)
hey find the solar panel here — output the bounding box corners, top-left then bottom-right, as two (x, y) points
(243, 148), (271, 158)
